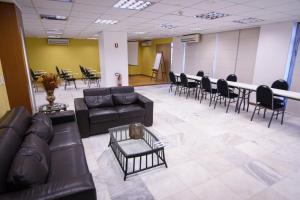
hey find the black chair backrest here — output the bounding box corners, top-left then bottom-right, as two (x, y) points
(226, 74), (237, 82)
(257, 85), (273, 109)
(196, 71), (204, 77)
(169, 71), (177, 84)
(79, 65), (86, 75)
(29, 69), (37, 80)
(271, 79), (289, 91)
(55, 66), (61, 75)
(217, 79), (229, 97)
(180, 73), (188, 87)
(202, 76), (212, 91)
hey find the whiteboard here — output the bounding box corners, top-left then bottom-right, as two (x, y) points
(153, 53), (162, 70)
(128, 42), (138, 65)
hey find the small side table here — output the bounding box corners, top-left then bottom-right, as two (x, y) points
(38, 103), (68, 114)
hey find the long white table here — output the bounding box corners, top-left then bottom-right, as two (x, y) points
(174, 73), (300, 101)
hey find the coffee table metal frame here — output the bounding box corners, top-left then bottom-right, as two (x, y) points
(108, 125), (168, 181)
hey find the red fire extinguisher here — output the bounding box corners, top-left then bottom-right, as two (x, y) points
(115, 73), (122, 86)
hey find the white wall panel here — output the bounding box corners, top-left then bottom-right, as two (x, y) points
(185, 33), (216, 76)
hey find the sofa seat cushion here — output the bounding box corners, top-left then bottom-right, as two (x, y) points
(49, 122), (82, 151)
(89, 108), (118, 123)
(115, 104), (145, 119)
(48, 145), (89, 182)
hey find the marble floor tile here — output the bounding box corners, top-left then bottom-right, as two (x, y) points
(219, 168), (268, 199)
(33, 84), (300, 200)
(191, 179), (241, 200)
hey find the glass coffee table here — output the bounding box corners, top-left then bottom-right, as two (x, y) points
(38, 103), (67, 114)
(108, 125), (168, 180)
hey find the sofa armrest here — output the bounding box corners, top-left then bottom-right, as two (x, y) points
(48, 110), (75, 125)
(137, 94), (153, 126)
(74, 98), (90, 138)
(0, 173), (96, 200)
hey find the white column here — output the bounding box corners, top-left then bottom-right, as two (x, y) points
(99, 31), (129, 87)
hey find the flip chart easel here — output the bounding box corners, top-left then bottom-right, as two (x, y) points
(151, 52), (166, 80)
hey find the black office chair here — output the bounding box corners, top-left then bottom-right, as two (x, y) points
(195, 70), (204, 99)
(55, 66), (64, 79)
(251, 85), (285, 128)
(169, 71), (181, 94)
(30, 68), (39, 92)
(61, 70), (77, 90)
(84, 68), (100, 88)
(226, 74), (237, 82)
(196, 71), (204, 77)
(271, 79), (289, 106)
(200, 76), (218, 106)
(214, 79), (239, 113)
(179, 73), (198, 99)
(79, 65), (88, 84)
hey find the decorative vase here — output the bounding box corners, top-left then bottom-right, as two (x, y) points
(46, 89), (55, 106)
(129, 123), (144, 139)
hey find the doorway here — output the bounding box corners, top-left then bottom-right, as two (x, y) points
(156, 43), (171, 82)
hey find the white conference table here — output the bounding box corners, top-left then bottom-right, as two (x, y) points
(174, 73), (300, 101)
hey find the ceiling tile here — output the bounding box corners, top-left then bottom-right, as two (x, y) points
(145, 3), (182, 14)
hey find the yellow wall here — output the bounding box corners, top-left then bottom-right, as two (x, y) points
(25, 37), (173, 78)
(25, 38), (100, 78)
(0, 59), (10, 117)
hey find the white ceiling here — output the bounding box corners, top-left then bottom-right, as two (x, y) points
(11, 0), (300, 40)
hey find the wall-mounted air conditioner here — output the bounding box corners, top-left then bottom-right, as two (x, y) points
(141, 40), (152, 47)
(47, 38), (69, 45)
(180, 34), (201, 43)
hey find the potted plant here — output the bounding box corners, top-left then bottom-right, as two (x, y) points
(41, 73), (59, 106)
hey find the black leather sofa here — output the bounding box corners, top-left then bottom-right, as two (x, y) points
(74, 86), (153, 138)
(0, 107), (96, 200)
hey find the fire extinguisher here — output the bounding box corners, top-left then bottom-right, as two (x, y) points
(115, 73), (122, 86)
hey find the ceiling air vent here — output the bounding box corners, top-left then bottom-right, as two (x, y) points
(48, 38), (69, 45)
(180, 34), (201, 43)
(141, 40), (152, 47)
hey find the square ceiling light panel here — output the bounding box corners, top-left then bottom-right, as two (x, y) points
(195, 12), (230, 20)
(113, 0), (153, 10)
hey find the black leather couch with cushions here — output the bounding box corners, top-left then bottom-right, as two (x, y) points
(0, 107), (96, 200)
(74, 86), (153, 138)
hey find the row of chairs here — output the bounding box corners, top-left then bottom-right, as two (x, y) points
(169, 71), (289, 128)
(56, 66), (77, 90)
(79, 65), (100, 88)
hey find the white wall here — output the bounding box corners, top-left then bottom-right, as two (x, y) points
(171, 37), (184, 74)
(99, 31), (129, 87)
(252, 21), (296, 86)
(185, 33), (216, 76)
(235, 28), (260, 83)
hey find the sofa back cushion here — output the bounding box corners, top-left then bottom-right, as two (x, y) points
(7, 134), (50, 191)
(83, 88), (110, 97)
(26, 113), (54, 144)
(0, 107), (32, 139)
(85, 95), (114, 108)
(0, 128), (22, 194)
(113, 93), (138, 105)
(110, 86), (134, 94)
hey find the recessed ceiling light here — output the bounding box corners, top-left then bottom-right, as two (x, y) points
(94, 19), (118, 24)
(40, 14), (67, 21)
(194, 12), (230, 20)
(49, 0), (72, 2)
(46, 29), (63, 35)
(113, 0), (153, 10)
(87, 37), (98, 40)
(233, 17), (264, 24)
(160, 24), (177, 29)
(48, 35), (61, 38)
(134, 32), (146, 34)
(190, 28), (206, 31)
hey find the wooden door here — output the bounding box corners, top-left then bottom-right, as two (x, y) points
(156, 44), (171, 81)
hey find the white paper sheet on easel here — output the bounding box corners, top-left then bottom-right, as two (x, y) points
(153, 53), (162, 70)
